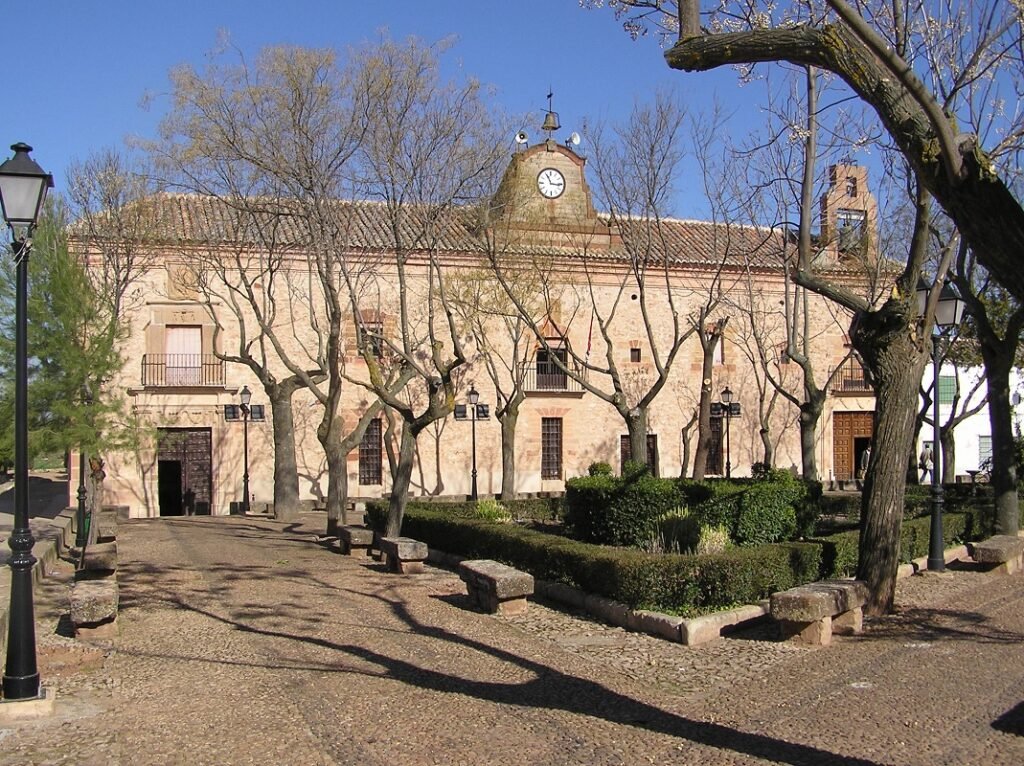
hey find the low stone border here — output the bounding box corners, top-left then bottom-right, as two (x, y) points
(426, 537), (986, 647)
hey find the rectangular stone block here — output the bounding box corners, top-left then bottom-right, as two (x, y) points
(80, 540), (118, 572)
(70, 578), (119, 626)
(378, 536), (428, 573)
(973, 535), (1024, 571)
(779, 615), (833, 646)
(339, 525), (374, 557)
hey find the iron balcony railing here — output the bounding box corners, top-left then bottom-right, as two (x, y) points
(519, 362), (587, 394)
(833, 357), (873, 394)
(142, 354), (225, 387)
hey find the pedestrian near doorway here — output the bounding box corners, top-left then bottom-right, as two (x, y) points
(919, 445), (934, 483)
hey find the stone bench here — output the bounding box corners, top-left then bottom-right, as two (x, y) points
(770, 579), (869, 646)
(338, 525), (374, 557)
(971, 535), (1024, 574)
(458, 559), (535, 616)
(70, 577), (119, 639)
(377, 536), (428, 574)
(78, 540), (118, 573)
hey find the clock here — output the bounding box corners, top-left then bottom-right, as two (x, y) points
(537, 168), (565, 199)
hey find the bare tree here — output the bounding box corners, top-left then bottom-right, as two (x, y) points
(591, 1), (1024, 304)
(336, 38), (512, 536)
(151, 45), (379, 526)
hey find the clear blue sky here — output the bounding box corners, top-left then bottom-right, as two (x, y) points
(11, 0), (755, 217)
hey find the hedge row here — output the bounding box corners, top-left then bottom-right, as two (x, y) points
(366, 494), (1010, 615)
(367, 502), (822, 614)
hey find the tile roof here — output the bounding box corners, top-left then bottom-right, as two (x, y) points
(71, 192), (847, 273)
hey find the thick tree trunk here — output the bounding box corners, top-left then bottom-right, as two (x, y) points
(799, 391), (826, 482)
(940, 429), (955, 484)
(626, 408), (649, 471)
(385, 426), (417, 538)
(759, 425), (774, 469)
(980, 346), (1020, 535)
(267, 380), (303, 521)
(692, 352), (716, 479)
(322, 424), (347, 538)
(853, 307), (930, 615)
(498, 398), (521, 500)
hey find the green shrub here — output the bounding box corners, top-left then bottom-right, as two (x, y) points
(641, 506), (700, 554)
(733, 483), (798, 545)
(564, 469), (682, 547)
(695, 524), (731, 555)
(475, 498), (512, 523)
(587, 461), (613, 477)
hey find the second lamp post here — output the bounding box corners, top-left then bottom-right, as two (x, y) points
(917, 280), (966, 572)
(468, 386), (479, 501)
(721, 386), (736, 479)
(240, 385), (252, 515)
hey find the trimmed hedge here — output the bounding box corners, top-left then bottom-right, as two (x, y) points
(564, 469), (683, 547)
(370, 502), (823, 614)
(364, 488), (1013, 616)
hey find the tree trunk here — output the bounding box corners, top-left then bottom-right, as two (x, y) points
(385, 425), (417, 538)
(267, 380), (303, 521)
(499, 398), (521, 501)
(853, 307), (930, 615)
(692, 352), (716, 479)
(759, 426), (774, 469)
(980, 345), (1020, 535)
(799, 392), (825, 482)
(322, 422), (347, 538)
(626, 408), (649, 471)
(940, 428), (955, 484)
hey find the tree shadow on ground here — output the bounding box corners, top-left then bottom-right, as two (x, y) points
(134, 572), (884, 766)
(993, 700), (1024, 737)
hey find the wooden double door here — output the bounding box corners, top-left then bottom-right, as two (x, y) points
(157, 428), (212, 516)
(833, 412), (875, 481)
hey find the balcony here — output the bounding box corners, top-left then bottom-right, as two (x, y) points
(832, 357), (873, 395)
(519, 362), (587, 395)
(142, 354), (225, 387)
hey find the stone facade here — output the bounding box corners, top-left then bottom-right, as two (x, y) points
(76, 143), (879, 518)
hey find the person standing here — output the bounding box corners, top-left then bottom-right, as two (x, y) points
(859, 446), (871, 480)
(919, 445), (934, 483)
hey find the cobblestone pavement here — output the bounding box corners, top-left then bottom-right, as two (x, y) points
(2, 513), (1024, 765)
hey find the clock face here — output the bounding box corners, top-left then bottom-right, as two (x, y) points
(537, 168), (565, 199)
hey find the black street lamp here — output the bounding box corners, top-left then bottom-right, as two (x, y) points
(917, 280), (966, 572)
(75, 387), (94, 561)
(0, 142), (53, 701)
(721, 386), (734, 479)
(468, 385), (479, 501)
(240, 385), (252, 515)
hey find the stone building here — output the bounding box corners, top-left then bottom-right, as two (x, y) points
(73, 130), (880, 518)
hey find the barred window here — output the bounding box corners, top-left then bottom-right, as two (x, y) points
(359, 419), (382, 485)
(541, 417), (563, 480)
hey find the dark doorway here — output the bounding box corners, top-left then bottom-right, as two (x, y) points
(156, 428), (213, 516)
(158, 460), (183, 516)
(854, 436), (872, 480)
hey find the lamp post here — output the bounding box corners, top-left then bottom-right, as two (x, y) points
(75, 387), (93, 562)
(917, 280), (966, 573)
(468, 385), (479, 501)
(721, 386), (734, 479)
(240, 385), (252, 515)
(0, 142), (53, 701)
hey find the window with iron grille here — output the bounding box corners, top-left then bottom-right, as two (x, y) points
(541, 417), (562, 480)
(630, 347), (641, 363)
(619, 434), (658, 476)
(707, 418), (723, 475)
(358, 320), (385, 358)
(359, 419), (383, 485)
